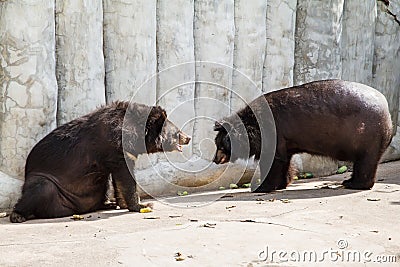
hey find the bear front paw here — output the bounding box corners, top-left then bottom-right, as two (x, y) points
(10, 212), (26, 223)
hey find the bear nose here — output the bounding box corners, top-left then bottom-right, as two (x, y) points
(179, 132), (191, 145)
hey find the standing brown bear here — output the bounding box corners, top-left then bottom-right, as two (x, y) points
(214, 80), (393, 192)
(10, 101), (191, 223)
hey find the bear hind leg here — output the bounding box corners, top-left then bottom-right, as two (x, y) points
(10, 177), (74, 223)
(342, 154), (379, 190)
(253, 157), (292, 193)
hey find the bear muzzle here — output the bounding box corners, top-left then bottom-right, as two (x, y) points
(213, 149), (229, 164)
(176, 131), (191, 152)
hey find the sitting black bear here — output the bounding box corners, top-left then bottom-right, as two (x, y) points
(214, 80), (393, 192)
(10, 101), (190, 222)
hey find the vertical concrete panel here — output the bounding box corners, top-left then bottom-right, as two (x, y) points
(373, 1), (400, 133)
(263, 0), (297, 92)
(341, 0), (376, 85)
(103, 0), (157, 104)
(0, 0), (58, 178)
(294, 0), (344, 84)
(374, 1), (400, 161)
(192, 0), (235, 160)
(156, 0), (195, 157)
(231, 0), (267, 111)
(56, 0), (105, 125)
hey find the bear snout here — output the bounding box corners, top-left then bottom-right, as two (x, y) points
(179, 132), (191, 145)
(213, 149), (228, 164)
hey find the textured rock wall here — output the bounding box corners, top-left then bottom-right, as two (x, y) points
(263, 0), (297, 92)
(156, 0), (196, 158)
(341, 0), (376, 85)
(373, 0), (400, 134)
(231, 0), (266, 110)
(294, 0), (344, 84)
(55, 0), (106, 125)
(0, 0), (58, 179)
(103, 0), (157, 104)
(192, 0), (235, 160)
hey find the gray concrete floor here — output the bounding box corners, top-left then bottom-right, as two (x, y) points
(1, 161), (399, 266)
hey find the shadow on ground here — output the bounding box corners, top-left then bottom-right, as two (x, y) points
(1, 161), (398, 225)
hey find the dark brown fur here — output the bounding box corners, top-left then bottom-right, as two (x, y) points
(10, 101), (190, 223)
(214, 80), (393, 192)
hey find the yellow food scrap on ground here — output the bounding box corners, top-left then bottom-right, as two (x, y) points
(140, 207), (152, 213)
(229, 183), (239, 189)
(71, 214), (84, 220)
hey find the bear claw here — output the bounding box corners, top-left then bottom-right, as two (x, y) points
(342, 179), (373, 190)
(10, 212), (26, 223)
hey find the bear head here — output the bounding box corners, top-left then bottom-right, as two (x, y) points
(123, 103), (191, 156)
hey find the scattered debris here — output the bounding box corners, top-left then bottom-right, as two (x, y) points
(293, 175), (299, 180)
(189, 219), (198, 222)
(169, 215), (183, 218)
(174, 252), (185, 261)
(280, 199), (291, 203)
(177, 191), (189, 196)
(367, 198), (381, 201)
(221, 194), (234, 199)
(201, 223), (216, 228)
(225, 205), (236, 210)
(370, 230), (379, 233)
(229, 183), (239, 189)
(139, 207), (153, 213)
(268, 198), (276, 202)
(255, 198), (264, 202)
(218, 186), (225, 190)
(298, 172), (313, 179)
(187, 255), (194, 259)
(0, 212), (8, 218)
(337, 166), (348, 174)
(319, 184), (343, 189)
(143, 216), (160, 219)
(241, 183), (251, 188)
(87, 215), (92, 219)
(71, 214), (84, 220)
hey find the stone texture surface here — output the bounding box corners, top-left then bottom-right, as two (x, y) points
(373, 1), (400, 135)
(55, 0), (105, 125)
(263, 0), (297, 92)
(192, 0), (235, 160)
(0, 171), (22, 210)
(294, 0), (344, 84)
(156, 0), (196, 159)
(341, 0), (376, 85)
(103, 0), (157, 104)
(231, 0), (266, 111)
(0, 0), (58, 179)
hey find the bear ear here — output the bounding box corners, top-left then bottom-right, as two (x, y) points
(149, 106), (167, 130)
(214, 121), (231, 132)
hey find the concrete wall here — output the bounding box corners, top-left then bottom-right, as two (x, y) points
(0, 0), (58, 180)
(56, 0), (106, 125)
(0, 0), (399, 210)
